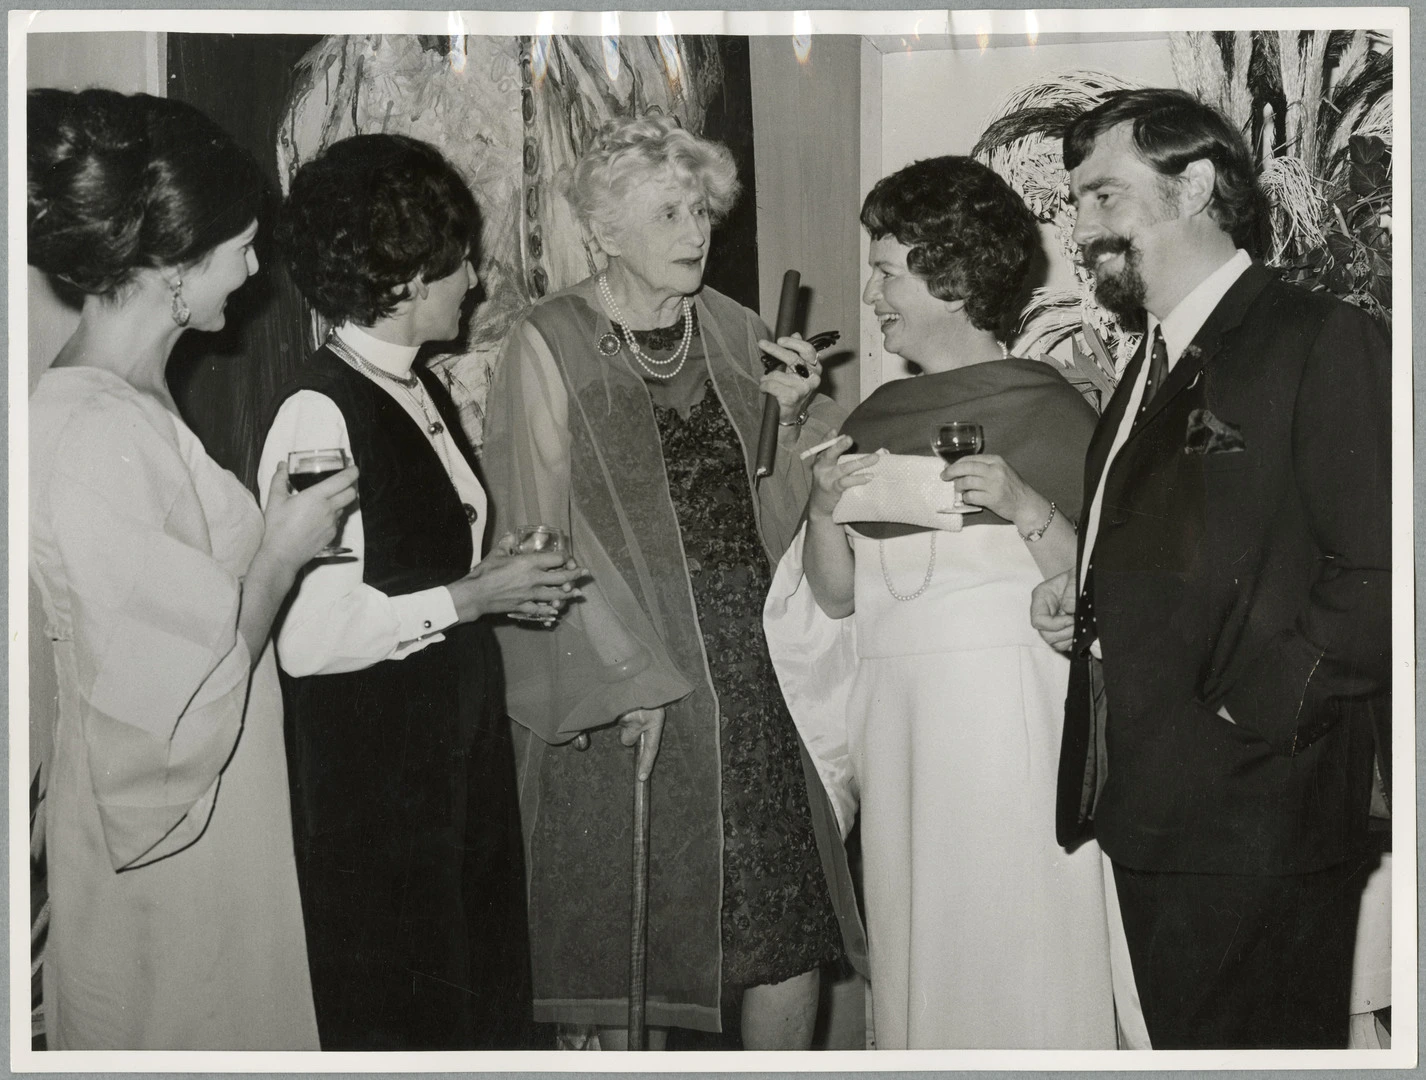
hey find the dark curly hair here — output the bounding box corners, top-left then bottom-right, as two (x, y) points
(1063, 88), (1264, 251)
(860, 156), (1039, 335)
(27, 88), (268, 296)
(279, 134), (480, 326)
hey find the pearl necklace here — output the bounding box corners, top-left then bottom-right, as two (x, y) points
(327, 331), (453, 477)
(597, 273), (694, 379)
(880, 532), (937, 601)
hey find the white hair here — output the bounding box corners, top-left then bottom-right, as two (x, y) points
(565, 113), (740, 241)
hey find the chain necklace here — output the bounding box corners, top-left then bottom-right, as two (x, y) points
(326, 330), (419, 389)
(880, 532), (937, 601)
(597, 273), (694, 380)
(327, 331), (452, 477)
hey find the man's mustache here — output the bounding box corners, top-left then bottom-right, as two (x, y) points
(1078, 236), (1133, 269)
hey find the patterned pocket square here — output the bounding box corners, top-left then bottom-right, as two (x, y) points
(1185, 408), (1246, 454)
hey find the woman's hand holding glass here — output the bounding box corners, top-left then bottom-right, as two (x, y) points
(756, 333), (824, 424)
(508, 526), (576, 626)
(939, 453), (1049, 532)
(260, 460), (360, 572)
(807, 435), (879, 519)
(447, 533), (584, 624)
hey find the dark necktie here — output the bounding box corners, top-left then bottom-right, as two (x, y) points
(1072, 563), (1097, 657)
(1073, 328), (1166, 656)
(1138, 326), (1169, 417)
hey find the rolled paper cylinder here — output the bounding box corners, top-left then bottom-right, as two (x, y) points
(755, 270), (802, 478)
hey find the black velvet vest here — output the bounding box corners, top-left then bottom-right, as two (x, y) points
(269, 348), (531, 1048)
(271, 346), (484, 592)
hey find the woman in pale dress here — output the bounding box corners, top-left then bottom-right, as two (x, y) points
(258, 134), (582, 1050)
(766, 156), (1115, 1048)
(483, 115), (848, 1048)
(27, 88), (356, 1049)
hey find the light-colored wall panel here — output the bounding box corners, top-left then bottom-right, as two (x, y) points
(27, 31), (164, 96)
(749, 34), (864, 411)
(857, 37), (883, 406)
(879, 36), (1176, 168)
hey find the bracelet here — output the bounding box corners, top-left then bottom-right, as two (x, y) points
(779, 406), (810, 429)
(1018, 501), (1057, 543)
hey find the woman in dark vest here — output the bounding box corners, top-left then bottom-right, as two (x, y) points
(257, 134), (582, 1050)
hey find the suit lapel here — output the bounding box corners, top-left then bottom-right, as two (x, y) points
(1080, 264), (1276, 562)
(1077, 338), (1146, 563)
(1088, 339), (1145, 479)
(1128, 262), (1276, 435)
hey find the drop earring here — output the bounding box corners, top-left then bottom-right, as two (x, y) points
(170, 278), (191, 327)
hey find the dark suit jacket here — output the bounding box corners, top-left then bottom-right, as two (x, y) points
(1056, 263), (1391, 875)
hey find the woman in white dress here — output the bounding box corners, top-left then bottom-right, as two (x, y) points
(27, 88), (356, 1049)
(766, 156), (1115, 1048)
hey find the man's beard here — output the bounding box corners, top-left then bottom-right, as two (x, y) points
(1082, 236), (1147, 320)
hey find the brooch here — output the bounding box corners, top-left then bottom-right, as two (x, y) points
(597, 331), (622, 356)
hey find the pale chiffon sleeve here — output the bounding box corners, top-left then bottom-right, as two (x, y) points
(484, 323), (575, 548)
(758, 388), (844, 561)
(485, 320), (694, 742)
(46, 401), (252, 871)
(763, 523), (860, 839)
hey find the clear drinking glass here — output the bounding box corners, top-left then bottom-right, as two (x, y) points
(509, 525), (570, 626)
(931, 422), (985, 511)
(287, 448), (353, 558)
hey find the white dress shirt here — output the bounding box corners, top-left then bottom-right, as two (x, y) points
(1079, 249), (1251, 656)
(257, 322), (487, 676)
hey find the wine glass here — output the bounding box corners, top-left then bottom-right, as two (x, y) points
(931, 422), (985, 512)
(287, 448), (353, 558)
(509, 525), (571, 626)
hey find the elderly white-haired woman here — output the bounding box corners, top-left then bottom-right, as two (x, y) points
(484, 114), (855, 1048)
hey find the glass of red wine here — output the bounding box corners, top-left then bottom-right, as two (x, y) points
(287, 448), (353, 558)
(931, 422), (985, 512)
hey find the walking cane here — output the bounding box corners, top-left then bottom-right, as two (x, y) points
(628, 731), (652, 1049)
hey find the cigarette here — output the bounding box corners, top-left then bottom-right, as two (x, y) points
(800, 436), (843, 461)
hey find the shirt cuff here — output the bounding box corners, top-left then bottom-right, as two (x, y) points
(390, 587), (459, 651)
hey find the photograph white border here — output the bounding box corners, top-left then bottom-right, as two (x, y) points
(9, 6), (1416, 1073)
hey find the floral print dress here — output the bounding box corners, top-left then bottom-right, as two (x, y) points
(640, 315), (843, 992)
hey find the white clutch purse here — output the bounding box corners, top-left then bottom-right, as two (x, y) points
(831, 449), (975, 531)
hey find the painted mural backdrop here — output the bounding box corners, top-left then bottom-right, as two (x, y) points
(279, 34), (727, 445)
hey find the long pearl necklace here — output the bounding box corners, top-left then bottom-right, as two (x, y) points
(597, 273), (694, 380)
(327, 331), (453, 477)
(880, 532), (937, 601)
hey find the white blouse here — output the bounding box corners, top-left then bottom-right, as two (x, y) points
(257, 322), (487, 676)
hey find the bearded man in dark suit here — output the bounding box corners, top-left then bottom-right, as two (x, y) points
(1030, 88), (1391, 1049)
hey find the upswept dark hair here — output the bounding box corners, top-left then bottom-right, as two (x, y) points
(27, 88), (268, 296)
(1063, 88), (1263, 247)
(279, 134), (480, 326)
(860, 156), (1039, 335)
